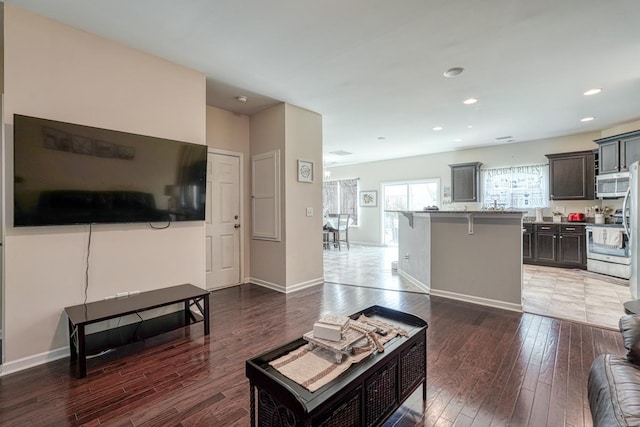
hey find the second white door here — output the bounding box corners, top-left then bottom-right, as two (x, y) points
(206, 151), (241, 290)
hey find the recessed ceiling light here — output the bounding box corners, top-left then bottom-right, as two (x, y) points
(454, 138), (463, 142)
(580, 117), (595, 122)
(584, 88), (602, 96)
(467, 125), (473, 129)
(443, 67), (464, 78)
(433, 126), (443, 131)
(236, 95), (248, 102)
(463, 98), (478, 105)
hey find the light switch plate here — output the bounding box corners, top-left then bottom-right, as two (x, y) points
(306, 207), (313, 217)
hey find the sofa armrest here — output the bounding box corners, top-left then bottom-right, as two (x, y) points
(588, 354), (640, 426)
(619, 314), (640, 351)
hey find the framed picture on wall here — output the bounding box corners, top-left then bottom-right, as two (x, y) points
(360, 190), (377, 207)
(297, 160), (314, 183)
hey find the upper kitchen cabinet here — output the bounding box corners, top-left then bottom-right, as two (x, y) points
(545, 150), (595, 200)
(595, 129), (640, 173)
(450, 162), (481, 202)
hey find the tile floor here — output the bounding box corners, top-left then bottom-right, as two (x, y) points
(323, 245), (426, 294)
(523, 264), (628, 330)
(323, 244), (629, 330)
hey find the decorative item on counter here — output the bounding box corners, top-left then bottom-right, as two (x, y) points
(593, 206), (612, 224)
(567, 212), (586, 222)
(552, 211), (563, 223)
(535, 208), (544, 222)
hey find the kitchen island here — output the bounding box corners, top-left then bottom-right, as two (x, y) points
(394, 210), (524, 312)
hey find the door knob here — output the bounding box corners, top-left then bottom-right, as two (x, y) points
(234, 224), (240, 229)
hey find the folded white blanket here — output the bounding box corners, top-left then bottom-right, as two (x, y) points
(592, 227), (623, 249)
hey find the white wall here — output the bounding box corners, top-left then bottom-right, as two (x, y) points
(249, 104), (287, 287)
(600, 119), (640, 139)
(206, 106), (251, 281)
(327, 128), (637, 245)
(2, 5), (206, 368)
(284, 104), (323, 289)
(248, 103), (324, 292)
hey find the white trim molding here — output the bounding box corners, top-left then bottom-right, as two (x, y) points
(1, 347), (69, 377)
(429, 288), (523, 313)
(249, 277), (324, 294)
(398, 270), (430, 294)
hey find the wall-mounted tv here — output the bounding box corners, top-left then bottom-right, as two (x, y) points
(13, 114), (207, 227)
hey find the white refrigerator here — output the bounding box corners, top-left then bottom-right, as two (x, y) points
(626, 161), (640, 299)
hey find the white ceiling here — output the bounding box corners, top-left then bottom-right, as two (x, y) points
(6, 0), (640, 166)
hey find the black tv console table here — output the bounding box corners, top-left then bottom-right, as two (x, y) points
(64, 283), (209, 378)
(246, 305), (427, 427)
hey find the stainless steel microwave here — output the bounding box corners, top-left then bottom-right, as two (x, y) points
(596, 172), (630, 198)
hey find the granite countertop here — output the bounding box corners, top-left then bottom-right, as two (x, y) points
(522, 220), (623, 227)
(388, 210), (525, 215)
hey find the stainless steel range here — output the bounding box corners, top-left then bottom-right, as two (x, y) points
(586, 224), (630, 279)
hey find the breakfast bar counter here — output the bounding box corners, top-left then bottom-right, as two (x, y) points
(392, 210), (525, 312)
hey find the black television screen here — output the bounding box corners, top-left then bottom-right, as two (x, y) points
(13, 114), (207, 226)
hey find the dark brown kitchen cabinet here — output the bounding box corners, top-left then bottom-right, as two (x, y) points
(534, 224), (558, 263)
(450, 162), (481, 202)
(522, 224), (533, 261)
(558, 225), (585, 267)
(595, 129), (640, 173)
(545, 151), (595, 200)
(525, 224), (586, 269)
(621, 135), (640, 170)
(598, 140), (620, 174)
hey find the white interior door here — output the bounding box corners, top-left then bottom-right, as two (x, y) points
(206, 151), (241, 290)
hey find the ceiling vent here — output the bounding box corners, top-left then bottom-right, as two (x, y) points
(329, 150), (352, 156)
(496, 136), (514, 141)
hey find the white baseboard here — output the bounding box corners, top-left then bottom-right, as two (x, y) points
(398, 270), (431, 293)
(429, 288), (523, 313)
(249, 277), (286, 293)
(249, 277), (324, 294)
(284, 277), (324, 293)
(1, 346), (69, 377)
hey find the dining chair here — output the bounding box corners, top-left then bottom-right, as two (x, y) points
(322, 229), (331, 250)
(323, 214), (338, 250)
(334, 214), (350, 250)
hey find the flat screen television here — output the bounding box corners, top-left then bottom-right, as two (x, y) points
(13, 114), (207, 227)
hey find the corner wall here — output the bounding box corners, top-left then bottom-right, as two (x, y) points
(206, 106), (251, 281)
(284, 104), (323, 289)
(2, 5), (206, 370)
(249, 103), (323, 292)
(249, 104), (287, 288)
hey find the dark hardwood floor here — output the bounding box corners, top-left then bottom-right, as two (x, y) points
(0, 282), (624, 426)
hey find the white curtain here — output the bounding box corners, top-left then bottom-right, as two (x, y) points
(323, 178), (358, 225)
(481, 164), (548, 209)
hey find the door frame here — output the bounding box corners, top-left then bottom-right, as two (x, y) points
(208, 147), (245, 287)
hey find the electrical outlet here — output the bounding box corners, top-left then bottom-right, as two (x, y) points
(306, 207), (313, 217)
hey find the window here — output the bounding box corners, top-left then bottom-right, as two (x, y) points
(382, 179), (440, 245)
(323, 178), (358, 225)
(481, 164), (548, 209)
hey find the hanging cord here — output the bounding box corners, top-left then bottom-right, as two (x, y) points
(84, 223), (92, 305)
(149, 221), (171, 230)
